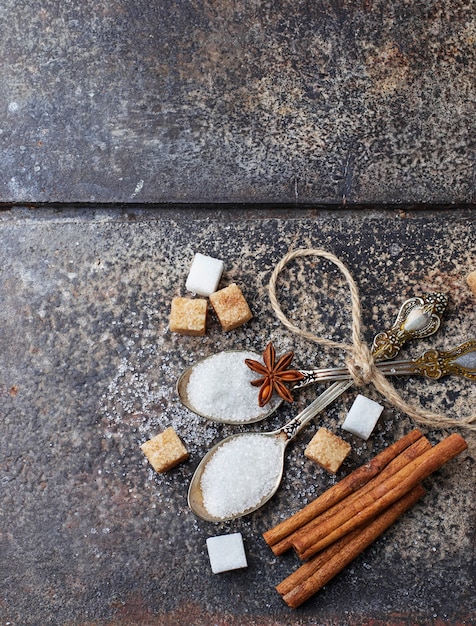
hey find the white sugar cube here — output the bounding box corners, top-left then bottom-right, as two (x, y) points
(341, 394), (384, 440)
(186, 253), (224, 296)
(206, 532), (248, 574)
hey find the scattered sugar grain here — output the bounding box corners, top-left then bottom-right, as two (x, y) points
(206, 532), (248, 574)
(200, 434), (284, 519)
(187, 351), (282, 422)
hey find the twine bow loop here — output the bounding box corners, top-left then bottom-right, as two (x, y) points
(268, 247), (476, 432)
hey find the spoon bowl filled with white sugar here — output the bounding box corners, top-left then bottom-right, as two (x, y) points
(187, 380), (350, 522)
(188, 431), (287, 522)
(176, 350), (283, 424)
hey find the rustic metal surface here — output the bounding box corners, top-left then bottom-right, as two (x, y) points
(0, 207), (474, 625)
(0, 1), (475, 205)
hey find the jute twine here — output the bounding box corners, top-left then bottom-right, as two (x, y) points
(268, 248), (476, 432)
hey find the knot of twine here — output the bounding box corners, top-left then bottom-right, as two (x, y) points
(345, 342), (379, 388)
(268, 247), (476, 432)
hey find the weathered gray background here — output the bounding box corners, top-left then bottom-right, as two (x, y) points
(0, 208), (475, 625)
(0, 0), (475, 623)
(0, 0), (475, 205)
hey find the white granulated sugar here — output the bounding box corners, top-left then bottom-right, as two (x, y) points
(206, 532), (248, 574)
(200, 434), (284, 519)
(100, 356), (169, 427)
(341, 393), (384, 440)
(186, 351), (281, 423)
(185, 252), (224, 296)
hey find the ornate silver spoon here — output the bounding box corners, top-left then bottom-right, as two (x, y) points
(295, 340), (476, 385)
(178, 293), (448, 425)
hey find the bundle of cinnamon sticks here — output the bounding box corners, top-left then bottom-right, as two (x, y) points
(262, 430), (468, 609)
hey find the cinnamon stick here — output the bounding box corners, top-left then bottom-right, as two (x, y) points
(280, 485), (426, 608)
(294, 433), (467, 561)
(263, 429), (423, 552)
(273, 435), (431, 556)
(276, 527), (362, 597)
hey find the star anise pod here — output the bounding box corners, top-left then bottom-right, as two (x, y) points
(245, 342), (305, 407)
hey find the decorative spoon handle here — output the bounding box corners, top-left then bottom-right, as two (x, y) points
(275, 292), (448, 443)
(389, 340), (476, 380)
(371, 292), (448, 361)
(296, 340), (476, 384)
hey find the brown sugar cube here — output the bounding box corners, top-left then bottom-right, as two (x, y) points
(466, 270), (476, 297)
(304, 427), (351, 474)
(169, 297), (207, 336)
(140, 427), (189, 473)
(209, 283), (252, 331)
